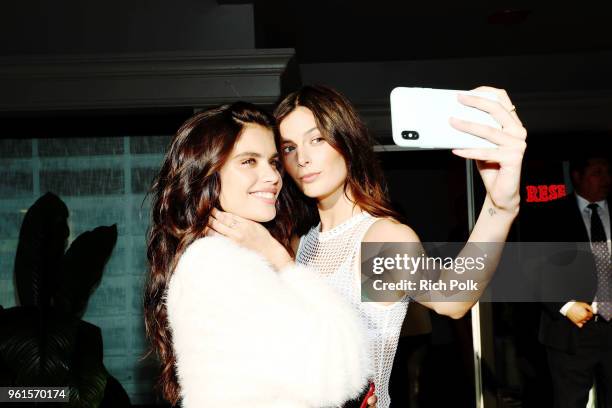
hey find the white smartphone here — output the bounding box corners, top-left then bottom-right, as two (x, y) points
(390, 87), (501, 149)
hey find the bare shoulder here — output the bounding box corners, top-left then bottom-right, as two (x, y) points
(363, 217), (420, 243)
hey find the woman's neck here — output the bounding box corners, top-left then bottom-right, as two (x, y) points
(317, 185), (363, 232)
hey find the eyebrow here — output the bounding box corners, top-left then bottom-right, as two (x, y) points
(280, 126), (319, 143)
(232, 151), (279, 160)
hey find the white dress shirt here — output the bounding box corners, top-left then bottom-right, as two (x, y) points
(560, 193), (610, 316)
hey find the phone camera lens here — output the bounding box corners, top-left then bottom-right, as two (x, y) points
(401, 130), (419, 140)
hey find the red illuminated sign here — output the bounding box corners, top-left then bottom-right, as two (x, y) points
(525, 184), (567, 203)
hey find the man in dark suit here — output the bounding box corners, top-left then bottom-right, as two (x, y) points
(536, 155), (611, 408)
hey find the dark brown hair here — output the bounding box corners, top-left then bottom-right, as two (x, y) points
(274, 85), (403, 235)
(143, 102), (293, 405)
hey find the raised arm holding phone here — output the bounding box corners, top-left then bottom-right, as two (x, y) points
(209, 84), (526, 408)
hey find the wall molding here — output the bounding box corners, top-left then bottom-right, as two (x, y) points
(0, 49), (295, 111)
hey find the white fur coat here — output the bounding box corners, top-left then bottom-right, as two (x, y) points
(165, 236), (371, 408)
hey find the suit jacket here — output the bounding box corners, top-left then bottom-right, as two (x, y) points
(528, 194), (610, 353)
(165, 236), (372, 408)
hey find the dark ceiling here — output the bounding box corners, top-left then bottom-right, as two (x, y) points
(248, 1), (612, 63)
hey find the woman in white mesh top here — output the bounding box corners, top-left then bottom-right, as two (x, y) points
(210, 85), (527, 407)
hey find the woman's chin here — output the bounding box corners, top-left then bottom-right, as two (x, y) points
(241, 209), (276, 223)
(300, 182), (332, 199)
(300, 185), (319, 198)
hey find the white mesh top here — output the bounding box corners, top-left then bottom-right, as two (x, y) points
(296, 212), (409, 408)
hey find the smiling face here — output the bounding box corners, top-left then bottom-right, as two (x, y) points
(218, 124), (282, 222)
(279, 106), (348, 201)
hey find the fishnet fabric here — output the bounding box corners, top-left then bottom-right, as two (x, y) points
(296, 212), (409, 408)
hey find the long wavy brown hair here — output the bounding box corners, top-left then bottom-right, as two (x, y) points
(143, 102), (293, 406)
(274, 84), (404, 236)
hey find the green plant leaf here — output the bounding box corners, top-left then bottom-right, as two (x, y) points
(14, 192), (69, 307)
(54, 224), (118, 317)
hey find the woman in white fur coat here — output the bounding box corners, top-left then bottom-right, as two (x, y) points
(144, 102), (371, 408)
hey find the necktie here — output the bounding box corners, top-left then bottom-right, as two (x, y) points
(588, 203), (611, 320)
